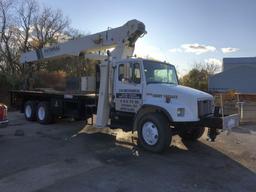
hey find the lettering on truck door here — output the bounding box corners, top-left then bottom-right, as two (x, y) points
(115, 62), (143, 113)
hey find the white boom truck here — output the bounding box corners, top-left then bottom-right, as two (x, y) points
(10, 20), (239, 152)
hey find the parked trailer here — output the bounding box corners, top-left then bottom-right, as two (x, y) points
(10, 90), (97, 124)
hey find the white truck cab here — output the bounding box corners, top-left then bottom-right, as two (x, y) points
(113, 59), (213, 122)
(109, 58), (220, 152)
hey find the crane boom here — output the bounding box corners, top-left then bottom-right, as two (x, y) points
(20, 20), (146, 63)
(20, 20), (146, 128)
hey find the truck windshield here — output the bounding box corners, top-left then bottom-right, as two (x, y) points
(143, 60), (178, 85)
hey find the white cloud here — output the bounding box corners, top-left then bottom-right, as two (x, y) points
(221, 47), (239, 54)
(169, 43), (216, 55)
(134, 41), (166, 61)
(181, 43), (216, 55)
(204, 58), (222, 66)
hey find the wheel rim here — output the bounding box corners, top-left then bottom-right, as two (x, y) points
(25, 105), (32, 118)
(142, 121), (159, 146)
(38, 106), (46, 120)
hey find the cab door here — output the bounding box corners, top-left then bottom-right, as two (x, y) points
(114, 61), (143, 113)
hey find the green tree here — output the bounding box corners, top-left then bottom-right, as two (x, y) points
(181, 68), (208, 91)
(180, 62), (220, 91)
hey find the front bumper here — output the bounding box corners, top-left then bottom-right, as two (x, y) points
(201, 114), (240, 141)
(201, 114), (240, 130)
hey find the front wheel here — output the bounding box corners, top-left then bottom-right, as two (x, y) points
(137, 113), (172, 153)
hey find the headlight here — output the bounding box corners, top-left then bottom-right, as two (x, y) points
(177, 108), (185, 117)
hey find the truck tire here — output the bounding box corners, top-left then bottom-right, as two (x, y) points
(137, 113), (172, 153)
(178, 126), (205, 141)
(24, 101), (36, 121)
(36, 102), (53, 124)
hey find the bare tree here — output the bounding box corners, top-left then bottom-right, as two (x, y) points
(17, 0), (38, 52)
(0, 0), (19, 75)
(0, 0), (11, 42)
(32, 7), (70, 49)
(64, 27), (87, 40)
(194, 62), (220, 75)
(0, 0), (71, 75)
(205, 62), (221, 75)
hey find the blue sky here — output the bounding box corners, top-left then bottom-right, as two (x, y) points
(39, 0), (256, 75)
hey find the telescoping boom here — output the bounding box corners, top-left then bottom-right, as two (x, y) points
(20, 20), (146, 63)
(20, 20), (146, 128)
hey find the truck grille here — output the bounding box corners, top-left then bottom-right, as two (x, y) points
(198, 100), (213, 118)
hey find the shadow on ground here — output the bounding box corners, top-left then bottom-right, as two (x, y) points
(230, 124), (256, 134)
(58, 124), (256, 192)
(0, 112), (256, 192)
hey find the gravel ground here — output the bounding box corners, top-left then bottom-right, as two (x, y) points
(0, 111), (255, 192)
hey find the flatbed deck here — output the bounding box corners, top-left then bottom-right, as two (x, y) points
(10, 89), (98, 122)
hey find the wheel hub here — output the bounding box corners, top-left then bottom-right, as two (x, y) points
(142, 121), (159, 145)
(25, 105), (32, 118)
(38, 106), (46, 120)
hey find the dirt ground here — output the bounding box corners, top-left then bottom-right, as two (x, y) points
(0, 112), (255, 192)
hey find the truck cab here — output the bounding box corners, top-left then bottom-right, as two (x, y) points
(110, 59), (218, 152)
(114, 59), (213, 121)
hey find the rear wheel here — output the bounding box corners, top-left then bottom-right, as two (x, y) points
(178, 126), (205, 141)
(36, 102), (53, 124)
(24, 101), (36, 121)
(137, 113), (172, 153)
